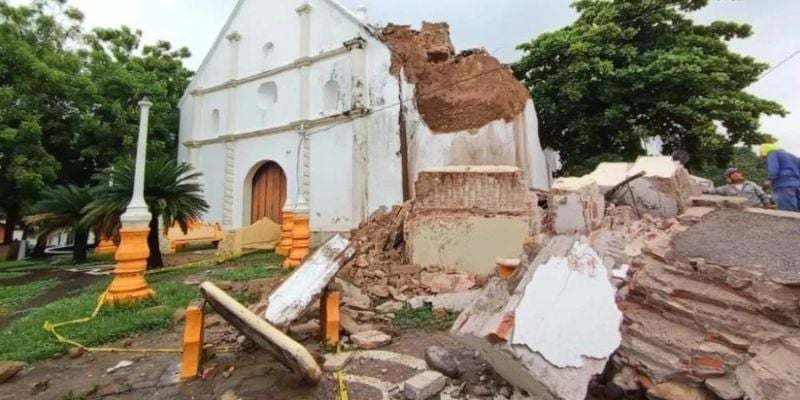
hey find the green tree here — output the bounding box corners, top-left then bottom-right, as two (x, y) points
(514, 0), (786, 175)
(0, 0), (81, 243)
(85, 158), (208, 269)
(26, 185), (93, 263)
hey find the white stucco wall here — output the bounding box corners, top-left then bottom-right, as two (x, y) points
(196, 143), (226, 224)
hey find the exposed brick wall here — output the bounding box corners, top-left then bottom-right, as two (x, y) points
(414, 166), (529, 215)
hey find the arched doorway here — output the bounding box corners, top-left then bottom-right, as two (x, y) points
(250, 161), (287, 224)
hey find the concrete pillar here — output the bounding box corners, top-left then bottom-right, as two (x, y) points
(223, 138), (236, 229)
(221, 32), (241, 230)
(345, 37), (369, 224)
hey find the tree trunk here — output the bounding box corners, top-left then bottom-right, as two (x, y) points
(72, 229), (89, 264)
(3, 208), (19, 244)
(31, 234), (48, 259)
(147, 213), (164, 269)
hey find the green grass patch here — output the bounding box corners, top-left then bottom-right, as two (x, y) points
(0, 271), (29, 279)
(0, 260), (52, 272)
(0, 278), (59, 309)
(0, 278), (200, 362)
(211, 265), (288, 282)
(234, 250), (283, 265)
(393, 305), (460, 331)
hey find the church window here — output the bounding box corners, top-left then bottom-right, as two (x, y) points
(257, 82), (278, 111)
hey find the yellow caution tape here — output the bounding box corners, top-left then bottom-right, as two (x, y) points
(42, 292), (182, 354)
(335, 344), (350, 400)
(41, 249), (266, 355)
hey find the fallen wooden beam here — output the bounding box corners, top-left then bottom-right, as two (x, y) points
(199, 281), (322, 384)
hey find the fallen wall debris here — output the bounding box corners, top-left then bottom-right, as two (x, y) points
(615, 199), (800, 400)
(549, 176), (604, 235)
(380, 23), (528, 133)
(264, 234), (354, 328)
(453, 236), (622, 400)
(406, 167), (532, 275)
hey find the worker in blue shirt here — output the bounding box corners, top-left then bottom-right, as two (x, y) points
(760, 143), (800, 212)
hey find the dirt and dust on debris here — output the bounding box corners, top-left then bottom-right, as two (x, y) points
(378, 22), (530, 133)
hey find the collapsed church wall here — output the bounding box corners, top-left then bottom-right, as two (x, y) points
(379, 23), (551, 192)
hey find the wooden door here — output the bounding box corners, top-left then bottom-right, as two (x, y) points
(251, 162), (287, 224)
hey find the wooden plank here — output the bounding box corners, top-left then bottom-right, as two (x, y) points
(200, 282), (322, 384)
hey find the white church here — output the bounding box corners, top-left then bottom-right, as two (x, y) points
(178, 0), (552, 238)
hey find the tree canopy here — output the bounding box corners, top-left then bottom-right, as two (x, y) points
(0, 0), (193, 242)
(513, 0), (786, 175)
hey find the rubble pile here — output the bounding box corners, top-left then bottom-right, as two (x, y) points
(587, 156), (696, 218)
(337, 202), (430, 300)
(615, 197), (800, 399)
(379, 22), (529, 133)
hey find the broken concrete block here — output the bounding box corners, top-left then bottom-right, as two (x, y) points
(336, 278), (372, 310)
(587, 162), (633, 194)
(407, 214), (529, 275)
(453, 236), (622, 400)
(626, 156), (693, 217)
(289, 320), (320, 336)
(550, 176), (604, 234)
(351, 330), (392, 350)
(402, 370), (448, 400)
(419, 271), (477, 294)
(376, 300), (405, 314)
(424, 346), (461, 378)
(734, 339), (800, 400)
(407, 290), (481, 312)
(323, 352), (354, 372)
(265, 235), (354, 328)
(704, 376), (745, 400)
(647, 382), (712, 400)
(340, 313), (372, 334)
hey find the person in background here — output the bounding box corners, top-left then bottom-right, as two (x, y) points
(704, 167), (772, 208)
(760, 143), (800, 212)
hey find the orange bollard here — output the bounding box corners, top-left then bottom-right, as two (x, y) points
(276, 209), (294, 257)
(496, 258), (521, 278)
(320, 290), (341, 345)
(180, 301), (205, 381)
(95, 235), (117, 254)
(286, 210), (310, 268)
(103, 227), (155, 304)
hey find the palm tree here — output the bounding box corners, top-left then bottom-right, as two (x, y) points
(86, 158), (209, 269)
(26, 185), (94, 263)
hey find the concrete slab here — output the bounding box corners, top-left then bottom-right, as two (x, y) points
(453, 236), (622, 400)
(265, 234), (354, 327)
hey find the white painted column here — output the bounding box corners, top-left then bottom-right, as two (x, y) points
(222, 32), (241, 229)
(121, 98), (154, 226)
(346, 37), (369, 223)
(295, 3), (312, 208)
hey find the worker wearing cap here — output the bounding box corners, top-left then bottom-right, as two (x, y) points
(704, 168), (772, 208)
(760, 143), (800, 212)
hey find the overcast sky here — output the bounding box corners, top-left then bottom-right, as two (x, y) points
(13, 0), (800, 154)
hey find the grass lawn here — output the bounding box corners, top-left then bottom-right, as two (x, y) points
(393, 304), (460, 331)
(0, 278), (59, 316)
(0, 251), (286, 362)
(0, 260), (52, 272)
(211, 264), (288, 282)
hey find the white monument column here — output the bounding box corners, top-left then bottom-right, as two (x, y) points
(104, 97), (156, 304)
